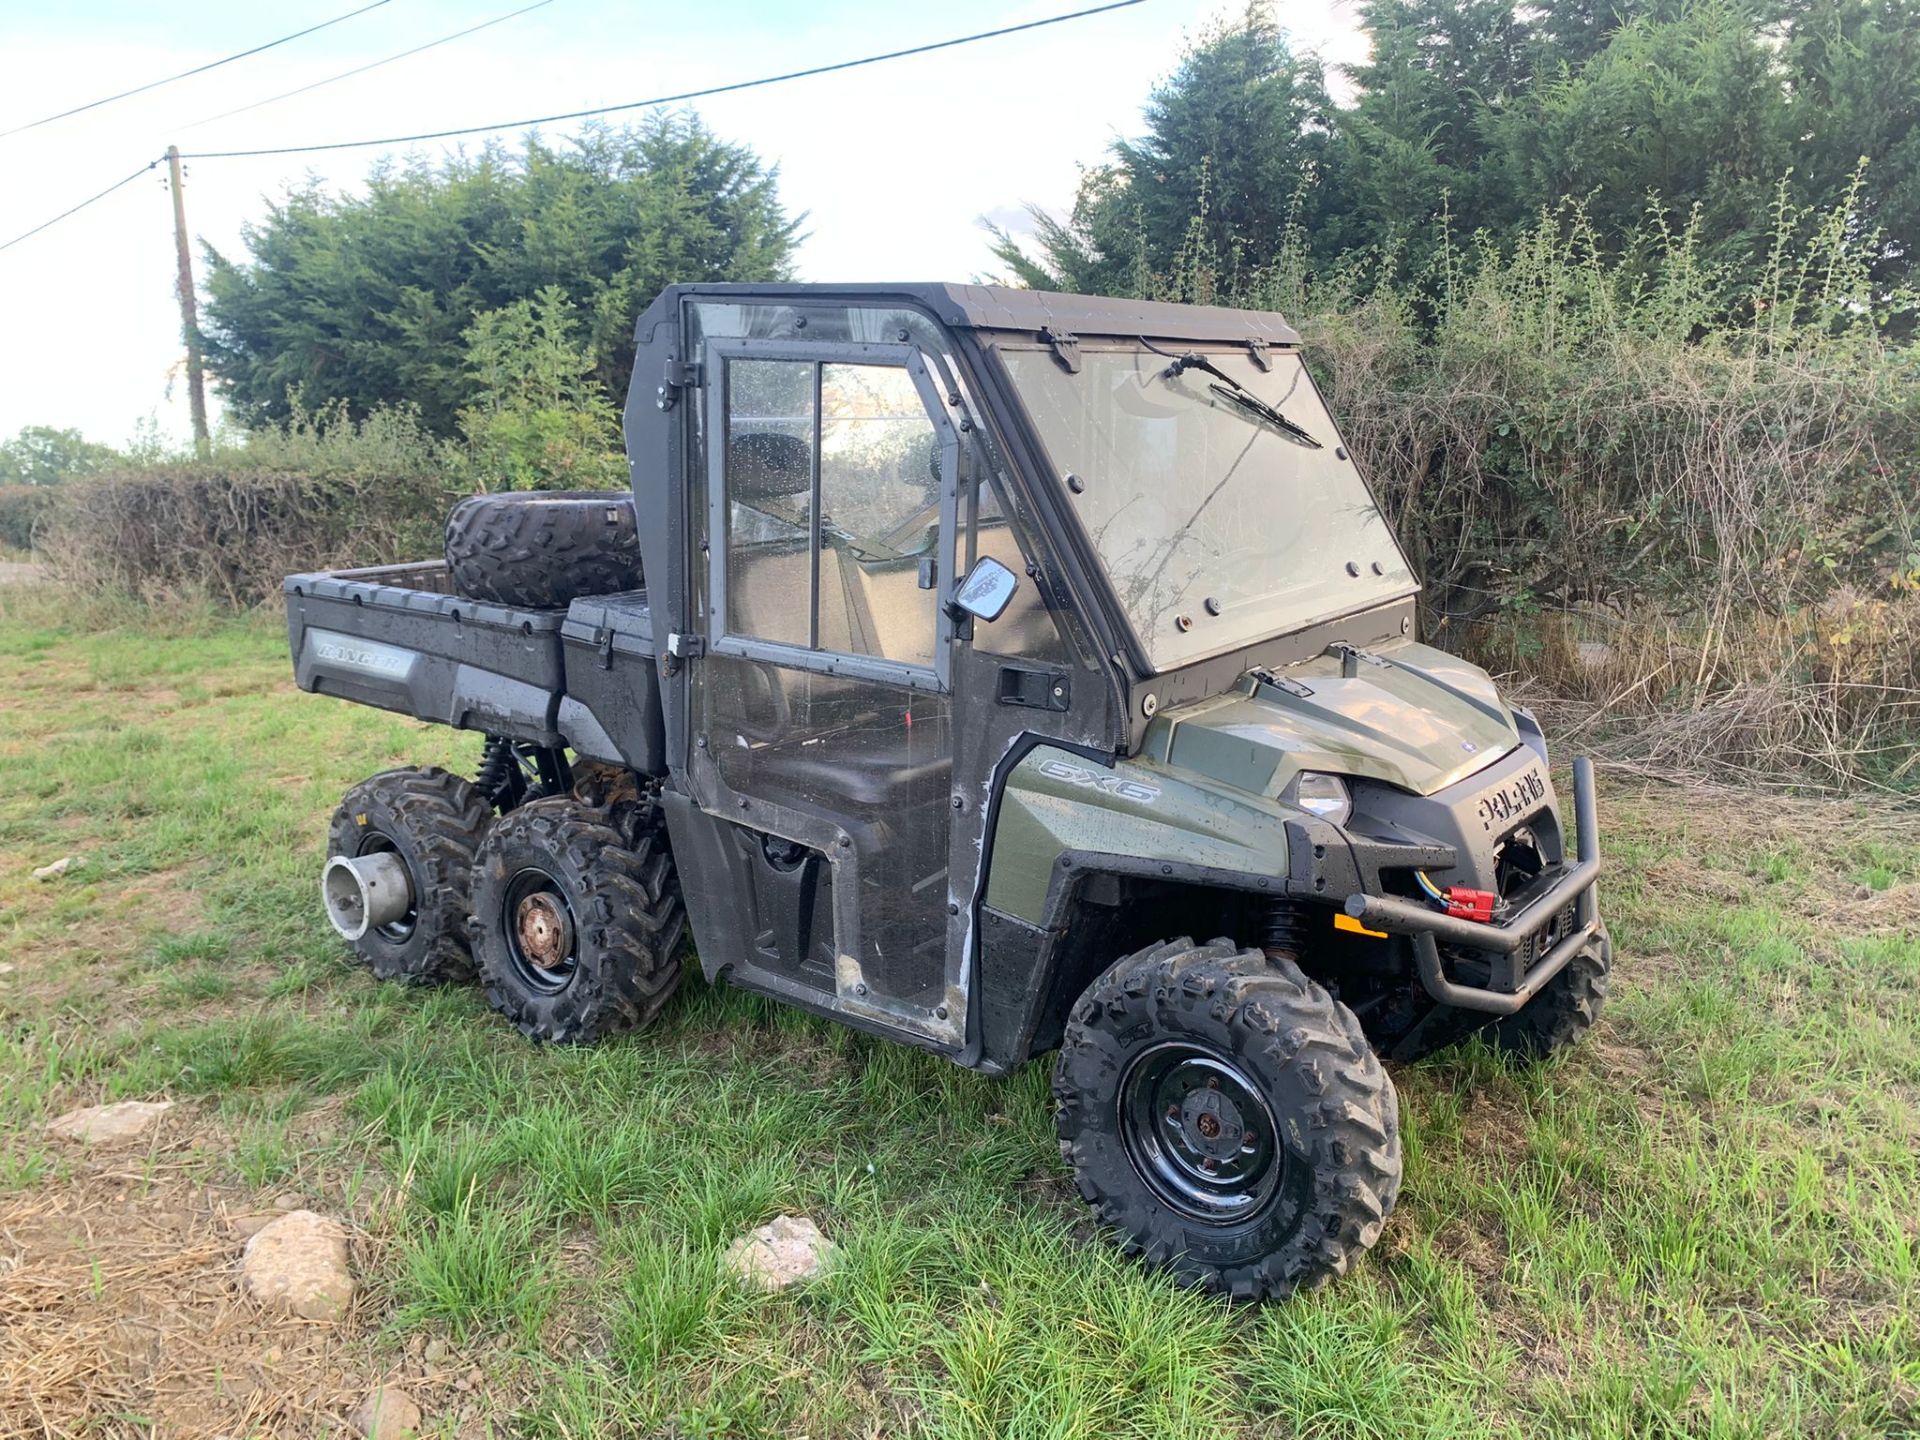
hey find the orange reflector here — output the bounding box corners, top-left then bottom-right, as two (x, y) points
(1334, 912), (1388, 939)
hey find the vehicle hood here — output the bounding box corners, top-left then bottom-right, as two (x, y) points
(1144, 641), (1520, 799)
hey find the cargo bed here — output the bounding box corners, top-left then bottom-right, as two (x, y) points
(284, 562), (664, 772)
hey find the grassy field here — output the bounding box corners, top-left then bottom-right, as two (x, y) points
(0, 588), (1916, 1440)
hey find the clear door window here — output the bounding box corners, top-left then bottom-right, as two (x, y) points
(722, 358), (942, 671)
(818, 364), (941, 667)
(724, 360), (815, 648)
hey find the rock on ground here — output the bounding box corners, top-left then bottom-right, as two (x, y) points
(46, 1100), (173, 1145)
(32, 855), (83, 881)
(241, 1210), (354, 1321)
(350, 1386), (422, 1440)
(722, 1214), (837, 1291)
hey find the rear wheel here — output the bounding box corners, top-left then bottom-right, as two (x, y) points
(1054, 938), (1401, 1301)
(326, 767), (491, 984)
(470, 796), (686, 1043)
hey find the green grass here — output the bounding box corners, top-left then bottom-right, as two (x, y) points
(0, 589), (1916, 1437)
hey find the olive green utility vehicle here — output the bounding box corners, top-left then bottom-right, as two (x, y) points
(285, 284), (1610, 1299)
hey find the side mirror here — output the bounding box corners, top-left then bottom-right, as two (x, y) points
(953, 556), (1019, 622)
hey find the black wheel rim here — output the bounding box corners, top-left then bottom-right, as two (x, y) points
(1119, 1042), (1284, 1224)
(502, 867), (579, 994)
(354, 832), (417, 943)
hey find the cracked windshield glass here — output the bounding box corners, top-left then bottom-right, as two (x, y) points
(1001, 346), (1415, 670)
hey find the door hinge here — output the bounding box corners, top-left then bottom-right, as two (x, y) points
(660, 630), (705, 677)
(1245, 336), (1272, 371)
(655, 358), (702, 411)
(597, 627), (615, 670)
(1040, 325), (1081, 374)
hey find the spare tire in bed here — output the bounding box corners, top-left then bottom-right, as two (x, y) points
(445, 490), (642, 609)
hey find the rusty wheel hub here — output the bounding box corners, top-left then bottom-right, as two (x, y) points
(514, 891), (574, 971)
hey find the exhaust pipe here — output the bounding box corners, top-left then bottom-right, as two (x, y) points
(321, 852), (413, 941)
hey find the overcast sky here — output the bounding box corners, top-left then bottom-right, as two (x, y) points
(0, 0), (1365, 448)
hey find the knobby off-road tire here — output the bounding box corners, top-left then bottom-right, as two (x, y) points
(1055, 938), (1402, 1301)
(470, 796), (687, 1044)
(444, 490), (641, 609)
(326, 767), (492, 985)
(1490, 927), (1611, 1061)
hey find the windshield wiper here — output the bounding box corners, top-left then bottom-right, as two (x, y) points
(1164, 351), (1324, 449)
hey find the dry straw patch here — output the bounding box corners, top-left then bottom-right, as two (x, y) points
(0, 1150), (501, 1439)
(0, 1174), (371, 1439)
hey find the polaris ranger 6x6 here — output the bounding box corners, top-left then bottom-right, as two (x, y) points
(285, 283), (1609, 1299)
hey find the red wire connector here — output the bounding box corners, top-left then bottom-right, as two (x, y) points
(1443, 886), (1496, 923)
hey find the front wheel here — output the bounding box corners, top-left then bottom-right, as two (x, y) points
(1490, 927), (1611, 1061)
(1054, 938), (1402, 1301)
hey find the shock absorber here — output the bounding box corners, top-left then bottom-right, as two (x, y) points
(474, 734), (518, 809)
(1263, 898), (1306, 962)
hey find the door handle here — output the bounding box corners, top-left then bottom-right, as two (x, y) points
(996, 666), (1069, 711)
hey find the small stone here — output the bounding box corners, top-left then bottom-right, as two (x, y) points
(271, 1192), (305, 1211)
(46, 1100), (173, 1145)
(32, 855), (83, 881)
(241, 1210), (353, 1321)
(722, 1214), (837, 1291)
(0, 962), (15, 976)
(422, 1337), (450, 1366)
(350, 1386), (421, 1440)
(465, 1368), (484, 1390)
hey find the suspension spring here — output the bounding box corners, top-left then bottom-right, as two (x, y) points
(474, 734), (517, 808)
(1262, 898), (1307, 960)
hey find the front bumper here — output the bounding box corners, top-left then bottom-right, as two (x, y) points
(1341, 758), (1604, 1015)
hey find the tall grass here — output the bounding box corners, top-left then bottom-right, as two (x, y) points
(1144, 172), (1920, 788)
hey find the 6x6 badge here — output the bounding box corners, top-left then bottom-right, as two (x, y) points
(1034, 756), (1162, 805)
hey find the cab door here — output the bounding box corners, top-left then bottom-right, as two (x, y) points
(683, 338), (965, 1044)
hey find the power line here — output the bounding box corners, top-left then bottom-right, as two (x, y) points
(2, 1), (1147, 257)
(0, 1), (396, 141)
(0, 158), (163, 253)
(183, 0), (555, 133)
(181, 0), (1147, 159)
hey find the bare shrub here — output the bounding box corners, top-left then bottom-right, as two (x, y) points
(40, 468), (448, 607)
(39, 400), (456, 607)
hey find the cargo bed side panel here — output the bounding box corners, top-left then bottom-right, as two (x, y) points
(284, 562), (566, 745)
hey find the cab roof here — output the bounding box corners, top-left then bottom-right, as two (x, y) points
(650, 282), (1303, 347)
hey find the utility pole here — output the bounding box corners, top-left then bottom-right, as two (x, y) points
(165, 144), (210, 459)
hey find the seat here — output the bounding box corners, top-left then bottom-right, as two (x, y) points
(770, 739), (952, 810)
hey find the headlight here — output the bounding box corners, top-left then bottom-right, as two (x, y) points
(1285, 771), (1352, 826)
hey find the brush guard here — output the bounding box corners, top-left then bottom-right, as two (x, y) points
(1342, 758), (1604, 1016)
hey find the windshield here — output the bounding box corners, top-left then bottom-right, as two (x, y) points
(1000, 345), (1415, 671)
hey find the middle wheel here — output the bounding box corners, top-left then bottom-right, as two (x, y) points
(470, 795), (687, 1044)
